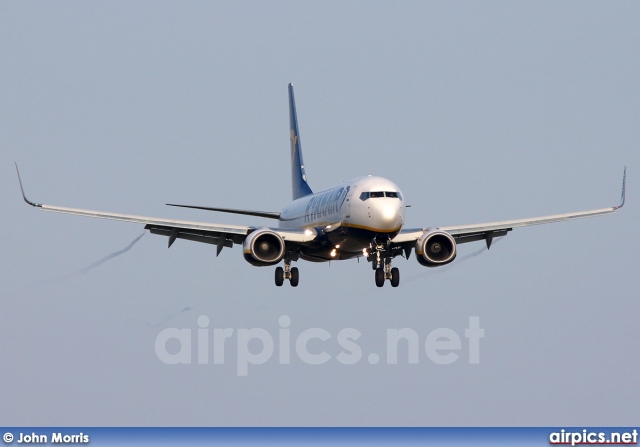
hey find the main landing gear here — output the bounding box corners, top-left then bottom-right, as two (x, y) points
(275, 261), (299, 287)
(370, 236), (400, 288)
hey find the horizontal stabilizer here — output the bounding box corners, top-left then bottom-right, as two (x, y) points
(166, 203), (281, 220)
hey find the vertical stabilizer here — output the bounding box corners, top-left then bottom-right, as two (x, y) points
(288, 84), (313, 200)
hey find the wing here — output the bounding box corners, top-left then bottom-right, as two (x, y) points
(15, 165), (315, 255)
(393, 167), (626, 249)
(18, 182), (250, 254)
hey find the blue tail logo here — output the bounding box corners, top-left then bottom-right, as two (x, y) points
(288, 84), (313, 200)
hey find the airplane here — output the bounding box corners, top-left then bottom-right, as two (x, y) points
(16, 84), (626, 288)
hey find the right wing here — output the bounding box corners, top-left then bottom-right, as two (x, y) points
(18, 170), (249, 254)
(15, 165), (315, 256)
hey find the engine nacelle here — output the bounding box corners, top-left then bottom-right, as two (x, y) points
(243, 229), (286, 266)
(415, 229), (457, 267)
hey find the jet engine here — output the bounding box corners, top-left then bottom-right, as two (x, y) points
(243, 229), (286, 266)
(415, 229), (457, 267)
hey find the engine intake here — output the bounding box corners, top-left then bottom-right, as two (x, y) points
(415, 230), (457, 267)
(243, 229), (286, 266)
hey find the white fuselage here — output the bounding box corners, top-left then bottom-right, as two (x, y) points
(278, 176), (405, 260)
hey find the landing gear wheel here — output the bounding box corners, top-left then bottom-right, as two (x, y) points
(290, 267), (299, 287)
(275, 267), (284, 287)
(390, 267), (400, 288)
(375, 268), (385, 287)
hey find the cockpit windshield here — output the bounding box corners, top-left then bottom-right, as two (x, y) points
(359, 191), (403, 201)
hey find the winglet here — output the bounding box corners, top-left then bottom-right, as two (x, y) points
(15, 163), (41, 207)
(614, 165), (626, 210)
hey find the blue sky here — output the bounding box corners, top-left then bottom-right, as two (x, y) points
(1, 1), (638, 425)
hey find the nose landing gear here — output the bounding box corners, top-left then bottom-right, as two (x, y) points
(370, 236), (400, 288)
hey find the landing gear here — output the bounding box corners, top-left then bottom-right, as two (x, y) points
(370, 236), (401, 288)
(275, 261), (299, 287)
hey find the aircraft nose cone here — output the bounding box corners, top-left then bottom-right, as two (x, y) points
(382, 205), (398, 221)
(378, 202), (404, 230)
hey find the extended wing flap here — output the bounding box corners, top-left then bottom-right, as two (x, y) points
(145, 224), (240, 250)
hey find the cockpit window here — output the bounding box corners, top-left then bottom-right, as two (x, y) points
(359, 191), (403, 201)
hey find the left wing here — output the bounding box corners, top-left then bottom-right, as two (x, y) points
(393, 167), (626, 249)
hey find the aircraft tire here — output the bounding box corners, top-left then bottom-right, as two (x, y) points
(390, 267), (400, 287)
(375, 268), (385, 287)
(290, 267), (299, 287)
(275, 266), (284, 287)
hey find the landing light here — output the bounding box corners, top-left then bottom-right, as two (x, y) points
(330, 249), (337, 257)
(362, 248), (368, 256)
(335, 244), (340, 249)
(304, 229), (313, 235)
